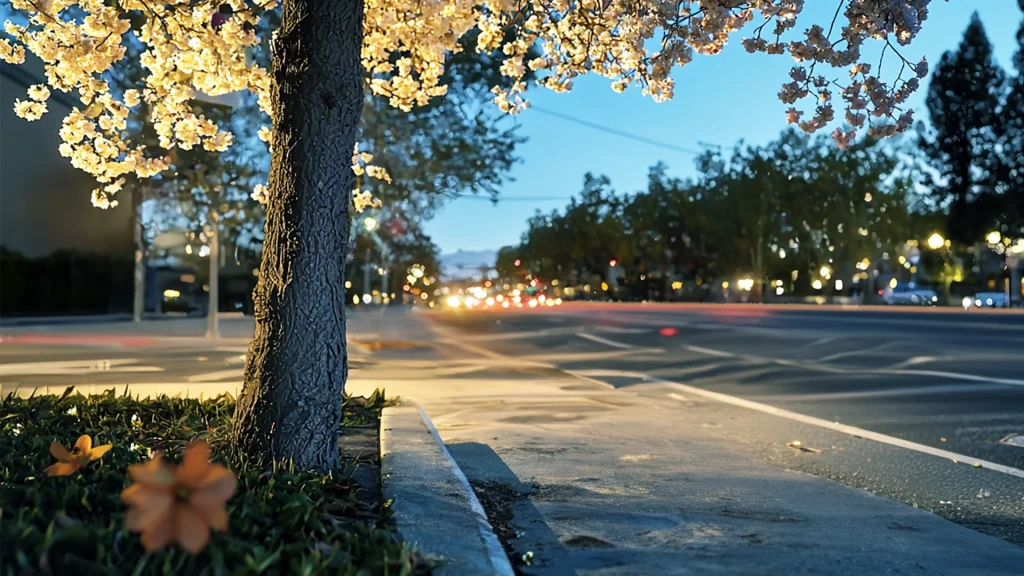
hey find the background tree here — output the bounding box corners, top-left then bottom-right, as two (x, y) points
(994, 1), (1024, 236)
(922, 13), (1006, 245)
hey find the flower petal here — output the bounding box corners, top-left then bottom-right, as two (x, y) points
(123, 490), (173, 533)
(176, 441), (211, 488)
(192, 466), (237, 504)
(174, 504), (211, 554)
(127, 454), (175, 487)
(74, 435), (92, 454)
(88, 444), (112, 461)
(49, 441), (71, 463)
(195, 500), (229, 531)
(140, 514), (173, 552)
(43, 461), (78, 476)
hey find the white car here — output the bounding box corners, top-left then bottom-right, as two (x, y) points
(971, 292), (1007, 308)
(882, 283), (938, 306)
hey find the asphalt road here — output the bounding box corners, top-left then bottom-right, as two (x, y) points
(425, 303), (1024, 546)
(432, 304), (1024, 468)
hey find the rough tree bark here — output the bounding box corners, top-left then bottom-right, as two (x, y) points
(230, 0), (363, 470)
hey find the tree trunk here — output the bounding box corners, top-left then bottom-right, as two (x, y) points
(206, 209), (220, 339)
(230, 0), (363, 470)
(132, 183), (145, 323)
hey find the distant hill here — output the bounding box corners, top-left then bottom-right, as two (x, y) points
(440, 249), (497, 281)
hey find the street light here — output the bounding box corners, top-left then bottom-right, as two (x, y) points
(927, 233), (945, 250)
(364, 217), (378, 232)
(986, 231), (1002, 245)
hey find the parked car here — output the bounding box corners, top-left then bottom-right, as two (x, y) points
(881, 283), (938, 306)
(971, 291), (1007, 308)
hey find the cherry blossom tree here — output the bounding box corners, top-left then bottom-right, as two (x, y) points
(2, 0), (934, 470)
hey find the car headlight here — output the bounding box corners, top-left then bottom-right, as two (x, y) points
(962, 296), (973, 309)
(975, 299), (983, 307)
(931, 295), (938, 302)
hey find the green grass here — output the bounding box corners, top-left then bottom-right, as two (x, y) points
(1, 387), (427, 575)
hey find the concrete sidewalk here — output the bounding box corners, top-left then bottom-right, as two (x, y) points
(345, 310), (1024, 575)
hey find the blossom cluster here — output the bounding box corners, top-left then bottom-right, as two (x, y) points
(2, 0), (933, 209)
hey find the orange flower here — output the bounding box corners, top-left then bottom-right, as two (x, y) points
(121, 441), (236, 554)
(44, 435), (112, 476)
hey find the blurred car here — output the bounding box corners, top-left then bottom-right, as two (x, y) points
(970, 292), (1007, 308)
(881, 283), (938, 306)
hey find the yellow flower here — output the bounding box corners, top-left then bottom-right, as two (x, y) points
(121, 441), (236, 554)
(44, 435), (112, 476)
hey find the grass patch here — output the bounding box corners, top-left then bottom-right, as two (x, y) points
(1, 387), (428, 575)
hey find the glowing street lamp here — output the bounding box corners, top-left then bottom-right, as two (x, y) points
(927, 233), (945, 250)
(986, 231), (1002, 245)
(364, 217), (378, 232)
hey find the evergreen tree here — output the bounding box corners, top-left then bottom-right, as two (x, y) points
(923, 13), (1006, 244)
(995, 2), (1024, 235)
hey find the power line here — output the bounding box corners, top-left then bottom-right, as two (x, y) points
(453, 194), (575, 202)
(528, 105), (705, 156)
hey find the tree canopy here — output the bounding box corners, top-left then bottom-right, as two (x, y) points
(3, 0), (934, 204)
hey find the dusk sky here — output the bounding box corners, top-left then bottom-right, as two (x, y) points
(425, 1), (1023, 256)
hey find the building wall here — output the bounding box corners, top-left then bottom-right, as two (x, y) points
(1, 60), (132, 258)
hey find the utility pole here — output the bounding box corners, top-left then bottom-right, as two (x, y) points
(362, 248), (372, 303)
(132, 182), (146, 323)
(205, 210), (220, 339)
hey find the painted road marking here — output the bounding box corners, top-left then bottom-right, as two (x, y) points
(684, 345), (736, 358)
(683, 343), (1024, 388)
(638, 374), (1024, 480)
(435, 320), (1024, 478)
(0, 359), (163, 377)
(576, 332), (636, 349)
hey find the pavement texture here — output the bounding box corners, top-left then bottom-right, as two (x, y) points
(3, 305), (1023, 574)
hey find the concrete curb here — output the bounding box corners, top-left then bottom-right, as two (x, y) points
(380, 402), (513, 576)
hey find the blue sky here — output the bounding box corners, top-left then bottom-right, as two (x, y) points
(425, 1), (1023, 255)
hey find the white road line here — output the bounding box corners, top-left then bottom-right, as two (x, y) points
(685, 345), (736, 358)
(595, 326), (654, 334)
(687, 343), (1024, 389)
(640, 375), (1024, 479)
(749, 382), (1014, 402)
(576, 332), (636, 349)
(570, 368), (648, 379)
(0, 359), (163, 377)
(803, 337), (840, 348)
(887, 355), (939, 369)
(437, 322), (1024, 479)
(186, 369), (243, 383)
(817, 349), (870, 363)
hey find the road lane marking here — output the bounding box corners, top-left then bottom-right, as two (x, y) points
(576, 332), (637, 349)
(684, 345), (735, 358)
(818, 343), (893, 363)
(684, 343), (1024, 388)
(187, 369), (243, 383)
(817, 350), (870, 363)
(638, 374), (1024, 479)
(433, 320), (1024, 478)
(887, 355), (940, 369)
(803, 337), (840, 348)
(595, 326), (653, 334)
(748, 382), (1014, 402)
(0, 359), (163, 377)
